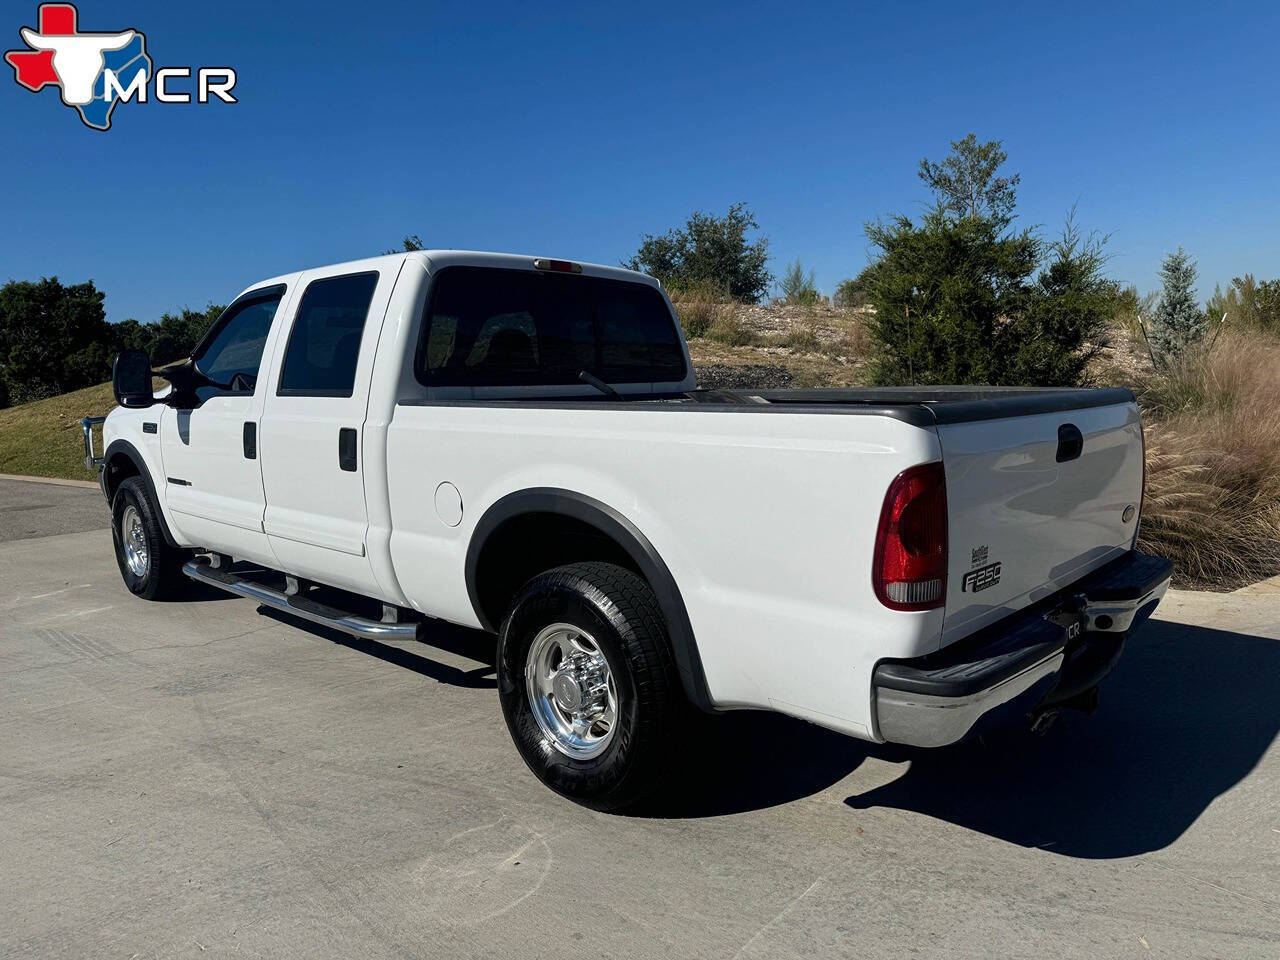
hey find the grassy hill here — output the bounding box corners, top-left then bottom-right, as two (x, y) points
(0, 380), (118, 481)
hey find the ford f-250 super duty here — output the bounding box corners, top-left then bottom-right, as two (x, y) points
(83, 250), (1172, 809)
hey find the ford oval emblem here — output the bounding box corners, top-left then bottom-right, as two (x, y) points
(1122, 504), (1136, 523)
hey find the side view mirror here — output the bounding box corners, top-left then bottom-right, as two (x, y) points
(113, 349), (154, 408)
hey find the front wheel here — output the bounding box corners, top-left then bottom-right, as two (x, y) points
(497, 562), (680, 811)
(111, 476), (187, 600)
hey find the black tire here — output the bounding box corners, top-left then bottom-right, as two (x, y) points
(498, 561), (680, 811)
(111, 476), (187, 600)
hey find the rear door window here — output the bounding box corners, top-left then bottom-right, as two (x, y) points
(278, 272), (379, 397)
(418, 267), (685, 387)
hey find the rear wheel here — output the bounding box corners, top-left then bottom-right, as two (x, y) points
(497, 562), (679, 811)
(111, 476), (187, 600)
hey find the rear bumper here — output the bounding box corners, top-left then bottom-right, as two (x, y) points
(872, 550), (1172, 747)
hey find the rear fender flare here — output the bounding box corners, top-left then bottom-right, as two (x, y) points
(465, 488), (714, 712)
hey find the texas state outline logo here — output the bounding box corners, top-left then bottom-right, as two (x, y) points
(5, 3), (236, 132)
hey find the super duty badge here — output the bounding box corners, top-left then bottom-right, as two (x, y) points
(962, 561), (1002, 593)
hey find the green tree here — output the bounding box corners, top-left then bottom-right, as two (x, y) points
(627, 203), (773, 303)
(779, 260), (819, 304)
(832, 276), (868, 310)
(1149, 248), (1204, 356)
(1008, 216), (1116, 385)
(384, 235), (425, 254)
(863, 138), (1115, 386)
(861, 208), (1040, 384)
(0, 277), (114, 405)
(918, 133), (1022, 227)
(110, 305), (223, 366)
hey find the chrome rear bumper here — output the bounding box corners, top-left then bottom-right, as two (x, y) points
(876, 652), (1065, 748)
(873, 550), (1172, 748)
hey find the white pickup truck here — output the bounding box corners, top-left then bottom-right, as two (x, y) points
(84, 250), (1171, 809)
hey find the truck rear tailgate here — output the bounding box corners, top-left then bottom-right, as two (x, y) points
(937, 400), (1144, 648)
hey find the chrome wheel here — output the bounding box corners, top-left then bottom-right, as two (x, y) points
(525, 623), (618, 759)
(120, 504), (149, 579)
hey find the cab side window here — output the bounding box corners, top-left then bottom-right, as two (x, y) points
(192, 286), (284, 397)
(277, 272), (378, 397)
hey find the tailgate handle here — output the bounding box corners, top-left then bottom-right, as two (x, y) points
(1056, 423), (1083, 462)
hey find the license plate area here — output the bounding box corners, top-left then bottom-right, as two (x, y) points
(1044, 601), (1087, 643)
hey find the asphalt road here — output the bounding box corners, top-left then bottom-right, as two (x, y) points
(0, 476), (109, 542)
(1, 480), (1277, 958)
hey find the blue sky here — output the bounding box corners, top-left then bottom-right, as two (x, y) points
(3, 0), (1278, 323)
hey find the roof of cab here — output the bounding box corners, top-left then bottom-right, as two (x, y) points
(236, 250), (659, 304)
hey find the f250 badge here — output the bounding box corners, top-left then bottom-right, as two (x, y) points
(962, 561), (1002, 593)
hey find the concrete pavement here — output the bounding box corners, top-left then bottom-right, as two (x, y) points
(0, 483), (1276, 958)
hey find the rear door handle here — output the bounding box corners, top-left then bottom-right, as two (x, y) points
(338, 427), (358, 472)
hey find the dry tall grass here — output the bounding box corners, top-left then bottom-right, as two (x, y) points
(667, 280), (737, 341)
(1137, 329), (1280, 587)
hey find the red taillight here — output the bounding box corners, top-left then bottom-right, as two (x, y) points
(873, 461), (948, 611)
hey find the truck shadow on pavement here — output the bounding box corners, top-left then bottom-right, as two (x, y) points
(249, 592), (1276, 853)
(258, 607), (498, 689)
(638, 618), (1277, 857)
(842, 618), (1279, 858)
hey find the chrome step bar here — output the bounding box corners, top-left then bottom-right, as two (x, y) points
(182, 560), (423, 641)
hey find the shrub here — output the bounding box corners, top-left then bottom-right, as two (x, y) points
(862, 210), (1114, 386)
(833, 277), (868, 311)
(834, 313), (869, 357)
(704, 311), (755, 346)
(774, 320), (822, 352)
(627, 203), (773, 303)
(1204, 274), (1280, 333)
(862, 134), (1116, 387)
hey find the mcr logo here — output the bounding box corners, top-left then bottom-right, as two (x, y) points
(5, 3), (236, 131)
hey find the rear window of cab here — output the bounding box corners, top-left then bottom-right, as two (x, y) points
(416, 266), (686, 387)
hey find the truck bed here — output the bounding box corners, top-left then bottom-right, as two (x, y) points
(696, 385), (1136, 424)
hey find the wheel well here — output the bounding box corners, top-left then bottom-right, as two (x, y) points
(466, 489), (715, 712)
(471, 512), (642, 631)
(104, 450), (140, 503)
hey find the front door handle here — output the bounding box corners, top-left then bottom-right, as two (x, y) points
(243, 422), (256, 459)
(338, 427), (358, 472)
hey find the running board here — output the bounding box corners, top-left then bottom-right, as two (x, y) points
(182, 560), (423, 641)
